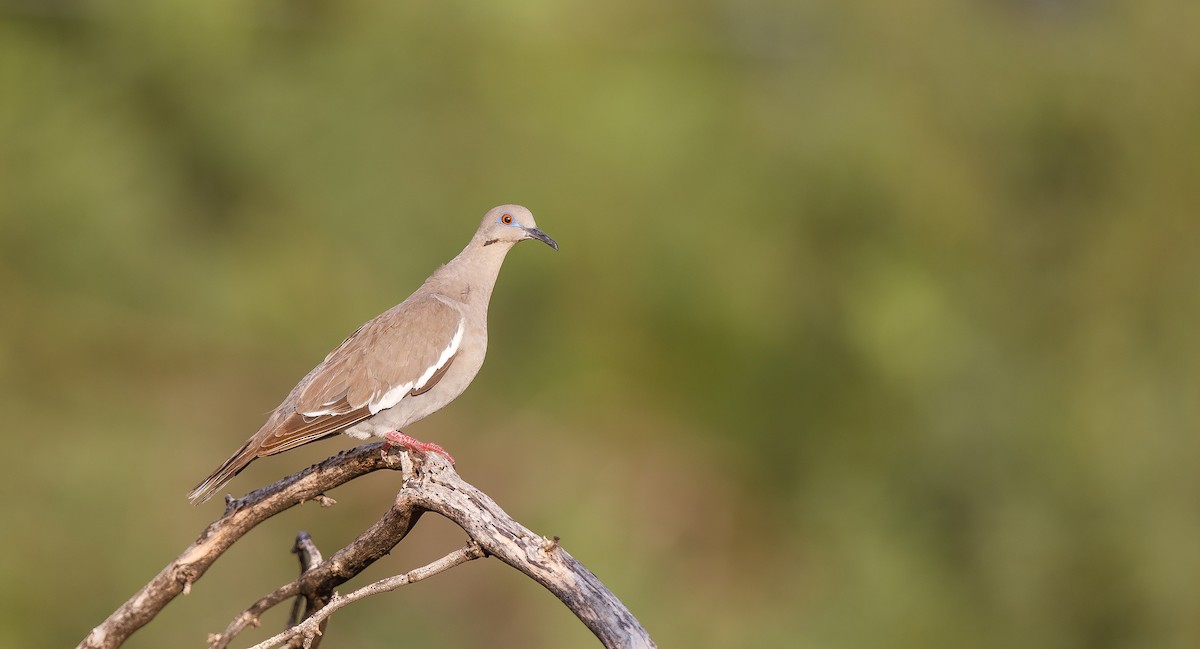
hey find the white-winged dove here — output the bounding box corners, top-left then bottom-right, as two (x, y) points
(188, 205), (557, 504)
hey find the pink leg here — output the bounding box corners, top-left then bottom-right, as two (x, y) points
(382, 431), (456, 465)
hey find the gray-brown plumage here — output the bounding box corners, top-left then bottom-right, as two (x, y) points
(188, 205), (557, 504)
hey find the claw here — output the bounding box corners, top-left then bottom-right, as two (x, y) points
(382, 431), (456, 464)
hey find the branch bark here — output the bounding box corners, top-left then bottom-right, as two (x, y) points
(250, 542), (487, 649)
(78, 443), (656, 649)
(285, 532), (327, 649)
(79, 445), (397, 649)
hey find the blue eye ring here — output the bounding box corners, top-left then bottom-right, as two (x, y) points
(500, 213), (514, 225)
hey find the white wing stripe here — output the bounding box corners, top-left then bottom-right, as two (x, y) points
(366, 318), (465, 415)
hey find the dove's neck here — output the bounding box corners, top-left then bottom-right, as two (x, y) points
(424, 240), (515, 312)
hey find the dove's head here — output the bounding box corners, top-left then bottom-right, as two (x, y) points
(473, 204), (558, 251)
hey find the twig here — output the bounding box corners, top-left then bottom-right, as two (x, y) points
(249, 542), (487, 649)
(285, 532), (326, 649)
(287, 532), (324, 629)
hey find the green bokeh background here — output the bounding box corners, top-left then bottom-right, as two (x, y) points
(2, 1), (1198, 647)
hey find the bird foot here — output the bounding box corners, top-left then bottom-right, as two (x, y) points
(382, 431), (456, 465)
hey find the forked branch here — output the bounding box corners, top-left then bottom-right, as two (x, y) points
(77, 443), (656, 649)
(250, 541), (487, 649)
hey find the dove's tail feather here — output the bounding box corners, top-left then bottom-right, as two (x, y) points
(187, 439), (258, 505)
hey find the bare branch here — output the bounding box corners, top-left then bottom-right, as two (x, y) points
(285, 532), (327, 649)
(397, 455), (657, 649)
(78, 444), (400, 649)
(250, 542), (487, 649)
(79, 444), (656, 649)
(209, 495), (422, 648)
(287, 531), (324, 628)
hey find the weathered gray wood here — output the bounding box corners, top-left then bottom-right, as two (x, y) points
(78, 445), (397, 649)
(78, 443), (656, 649)
(399, 454), (657, 649)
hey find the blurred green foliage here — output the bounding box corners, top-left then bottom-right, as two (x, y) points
(2, 0), (1199, 647)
